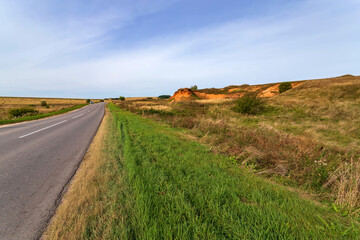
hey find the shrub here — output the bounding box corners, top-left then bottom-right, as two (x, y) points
(140, 108), (174, 117)
(9, 108), (39, 118)
(172, 117), (196, 129)
(232, 93), (264, 115)
(119, 96), (125, 101)
(99, 99), (104, 102)
(86, 99), (91, 103)
(158, 95), (171, 99)
(279, 82), (292, 93)
(190, 85), (198, 91)
(41, 101), (47, 107)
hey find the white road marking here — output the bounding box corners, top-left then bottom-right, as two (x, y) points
(18, 120), (68, 139)
(72, 113), (84, 119)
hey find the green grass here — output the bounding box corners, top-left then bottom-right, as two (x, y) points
(86, 103), (359, 239)
(0, 104), (87, 125)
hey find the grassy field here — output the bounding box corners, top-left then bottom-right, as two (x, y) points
(0, 104), (88, 125)
(115, 75), (360, 212)
(44, 103), (360, 239)
(0, 97), (96, 124)
(0, 97), (89, 121)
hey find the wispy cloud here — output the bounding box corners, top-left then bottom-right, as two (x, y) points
(0, 0), (176, 67)
(0, 0), (359, 98)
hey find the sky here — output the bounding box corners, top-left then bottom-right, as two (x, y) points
(0, 0), (359, 98)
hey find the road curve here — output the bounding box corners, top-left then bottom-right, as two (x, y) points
(0, 102), (105, 240)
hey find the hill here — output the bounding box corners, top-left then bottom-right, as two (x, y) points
(115, 74), (360, 207)
(169, 74), (358, 101)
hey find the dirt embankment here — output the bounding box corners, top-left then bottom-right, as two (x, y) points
(170, 82), (303, 102)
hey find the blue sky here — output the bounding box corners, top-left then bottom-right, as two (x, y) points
(0, 0), (359, 98)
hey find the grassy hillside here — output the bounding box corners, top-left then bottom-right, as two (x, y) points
(116, 75), (360, 212)
(45, 103), (359, 239)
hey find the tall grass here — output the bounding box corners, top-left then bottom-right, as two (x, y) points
(324, 159), (360, 210)
(115, 76), (360, 210)
(101, 103), (359, 239)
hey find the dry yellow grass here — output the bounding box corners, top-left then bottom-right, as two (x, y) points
(0, 97), (88, 120)
(125, 97), (156, 100)
(195, 99), (232, 104)
(42, 108), (112, 239)
(139, 105), (172, 111)
(114, 75), (360, 211)
(0, 97), (86, 105)
(324, 159), (360, 210)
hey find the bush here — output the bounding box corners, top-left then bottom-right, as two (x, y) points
(190, 85), (198, 91)
(119, 96), (125, 101)
(140, 108), (174, 117)
(279, 82), (292, 93)
(41, 101), (47, 107)
(158, 95), (171, 99)
(232, 93), (264, 115)
(9, 108), (39, 118)
(99, 100), (104, 102)
(86, 99), (91, 103)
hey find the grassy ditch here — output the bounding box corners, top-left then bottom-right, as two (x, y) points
(45, 103), (359, 239)
(0, 104), (87, 125)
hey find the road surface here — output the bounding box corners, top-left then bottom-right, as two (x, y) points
(0, 102), (105, 240)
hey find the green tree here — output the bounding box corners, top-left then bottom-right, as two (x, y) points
(190, 85), (198, 91)
(158, 95), (171, 99)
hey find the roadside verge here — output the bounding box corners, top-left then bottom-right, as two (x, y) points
(42, 106), (115, 239)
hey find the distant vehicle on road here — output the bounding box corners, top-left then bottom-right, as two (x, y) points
(90, 101), (94, 104)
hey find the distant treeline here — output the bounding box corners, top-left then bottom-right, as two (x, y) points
(158, 95), (171, 99)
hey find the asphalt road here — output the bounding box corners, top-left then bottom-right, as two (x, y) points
(0, 102), (105, 240)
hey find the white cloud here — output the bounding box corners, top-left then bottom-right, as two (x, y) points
(0, 0), (360, 98)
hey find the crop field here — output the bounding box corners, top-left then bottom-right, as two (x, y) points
(45, 103), (360, 239)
